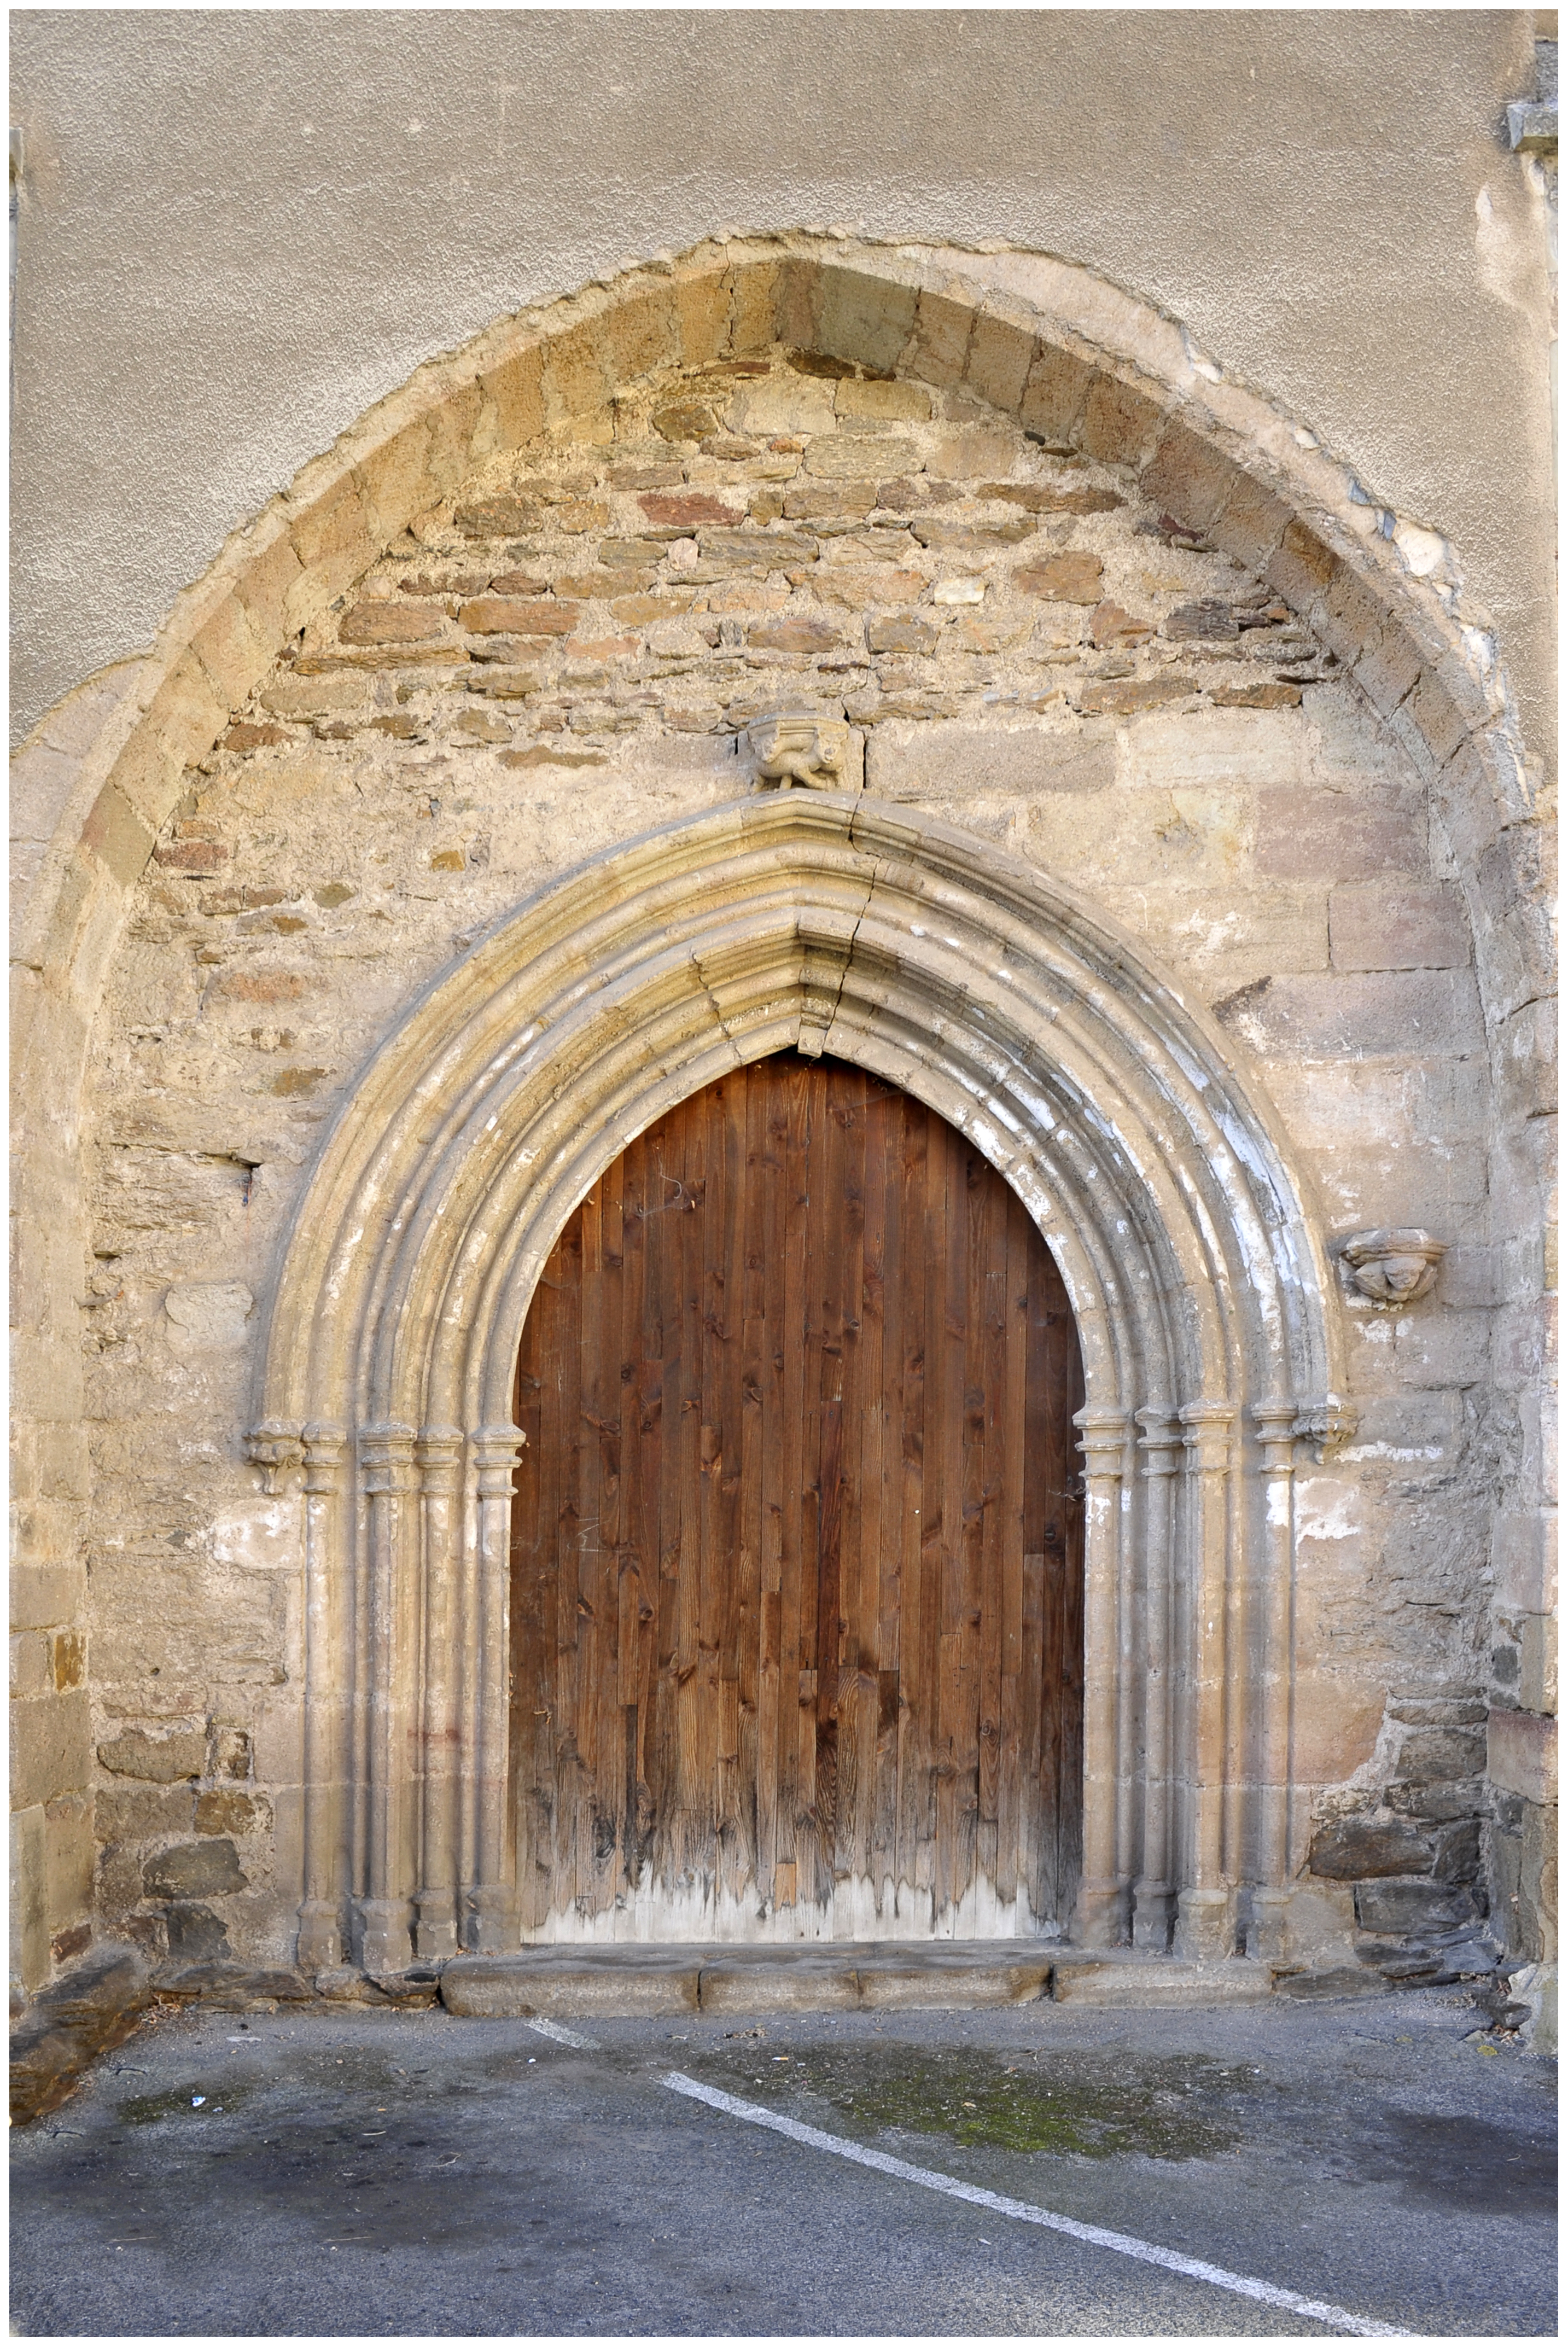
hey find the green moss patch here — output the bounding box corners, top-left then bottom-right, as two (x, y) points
(703, 2042), (1257, 2161)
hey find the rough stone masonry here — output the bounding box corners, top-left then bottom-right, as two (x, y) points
(46, 330), (1535, 2008)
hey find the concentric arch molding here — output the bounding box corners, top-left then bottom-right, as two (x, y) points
(246, 790), (1349, 1448)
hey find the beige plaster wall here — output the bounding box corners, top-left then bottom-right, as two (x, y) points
(9, 9), (1556, 761)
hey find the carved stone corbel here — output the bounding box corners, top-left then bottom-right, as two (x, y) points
(246, 1419), (305, 1494)
(1290, 1397), (1359, 1462)
(1339, 1228), (1446, 1307)
(747, 709), (862, 792)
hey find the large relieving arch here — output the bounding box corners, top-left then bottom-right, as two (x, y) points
(246, 790), (1351, 1978)
(510, 1052), (1087, 1944)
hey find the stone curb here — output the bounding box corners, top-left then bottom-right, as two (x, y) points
(437, 1946), (1302, 2019)
(9, 1947), (151, 2125)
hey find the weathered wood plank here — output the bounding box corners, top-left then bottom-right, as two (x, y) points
(511, 1053), (1084, 1943)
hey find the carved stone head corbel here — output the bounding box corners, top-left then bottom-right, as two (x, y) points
(747, 709), (862, 793)
(1339, 1228), (1447, 1307)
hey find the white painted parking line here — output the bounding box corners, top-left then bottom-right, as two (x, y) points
(664, 2072), (1406, 2340)
(524, 2017), (601, 2050)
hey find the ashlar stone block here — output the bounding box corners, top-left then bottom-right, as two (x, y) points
(1329, 882), (1469, 971)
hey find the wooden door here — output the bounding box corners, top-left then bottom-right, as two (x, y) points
(510, 1052), (1085, 1942)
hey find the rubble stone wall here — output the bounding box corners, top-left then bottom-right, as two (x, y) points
(68, 337), (1520, 1987)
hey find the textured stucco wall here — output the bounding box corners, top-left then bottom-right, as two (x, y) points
(9, 9), (1555, 753)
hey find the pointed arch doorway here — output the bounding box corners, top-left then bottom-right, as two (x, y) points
(510, 1050), (1086, 1944)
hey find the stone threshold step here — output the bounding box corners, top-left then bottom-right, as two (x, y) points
(439, 1943), (1278, 2018)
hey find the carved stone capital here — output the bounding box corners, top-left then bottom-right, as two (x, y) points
(1291, 1397), (1359, 1462)
(1339, 1227), (1446, 1307)
(1072, 1407), (1131, 1477)
(1179, 1400), (1235, 1472)
(359, 1422), (419, 1497)
(301, 1421), (348, 1495)
(246, 1419), (305, 1494)
(1251, 1399), (1298, 1475)
(471, 1423), (526, 1498)
(1135, 1405), (1184, 1475)
(747, 709), (859, 793)
(416, 1424), (466, 1493)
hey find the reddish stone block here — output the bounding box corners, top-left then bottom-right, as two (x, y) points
(746, 617), (842, 654)
(1016, 347), (1094, 446)
(1208, 681), (1303, 709)
(1255, 787), (1426, 880)
(1089, 602), (1153, 649)
(1330, 882), (1470, 971)
(868, 616), (941, 655)
(460, 598), (579, 636)
(220, 721), (288, 752)
(1077, 674), (1197, 716)
(453, 493), (539, 539)
(153, 840), (229, 873)
(1014, 551), (1103, 603)
(639, 491), (743, 528)
(1139, 422), (1238, 533)
(1079, 374), (1164, 466)
(337, 601), (444, 645)
(983, 481), (1123, 516)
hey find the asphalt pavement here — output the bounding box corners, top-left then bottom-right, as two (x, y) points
(9, 1984), (1556, 2337)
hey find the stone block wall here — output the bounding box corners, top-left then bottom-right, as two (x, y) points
(67, 339), (1516, 1980)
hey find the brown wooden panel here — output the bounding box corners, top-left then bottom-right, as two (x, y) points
(510, 1051), (1085, 1940)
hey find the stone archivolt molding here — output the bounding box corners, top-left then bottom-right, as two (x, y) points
(244, 792), (1350, 1972)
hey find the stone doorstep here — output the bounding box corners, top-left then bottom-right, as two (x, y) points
(1050, 1954), (1275, 2007)
(436, 1943), (1282, 2019)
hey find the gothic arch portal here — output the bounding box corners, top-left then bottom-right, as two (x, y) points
(13, 231), (1549, 1995)
(243, 791), (1348, 1973)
